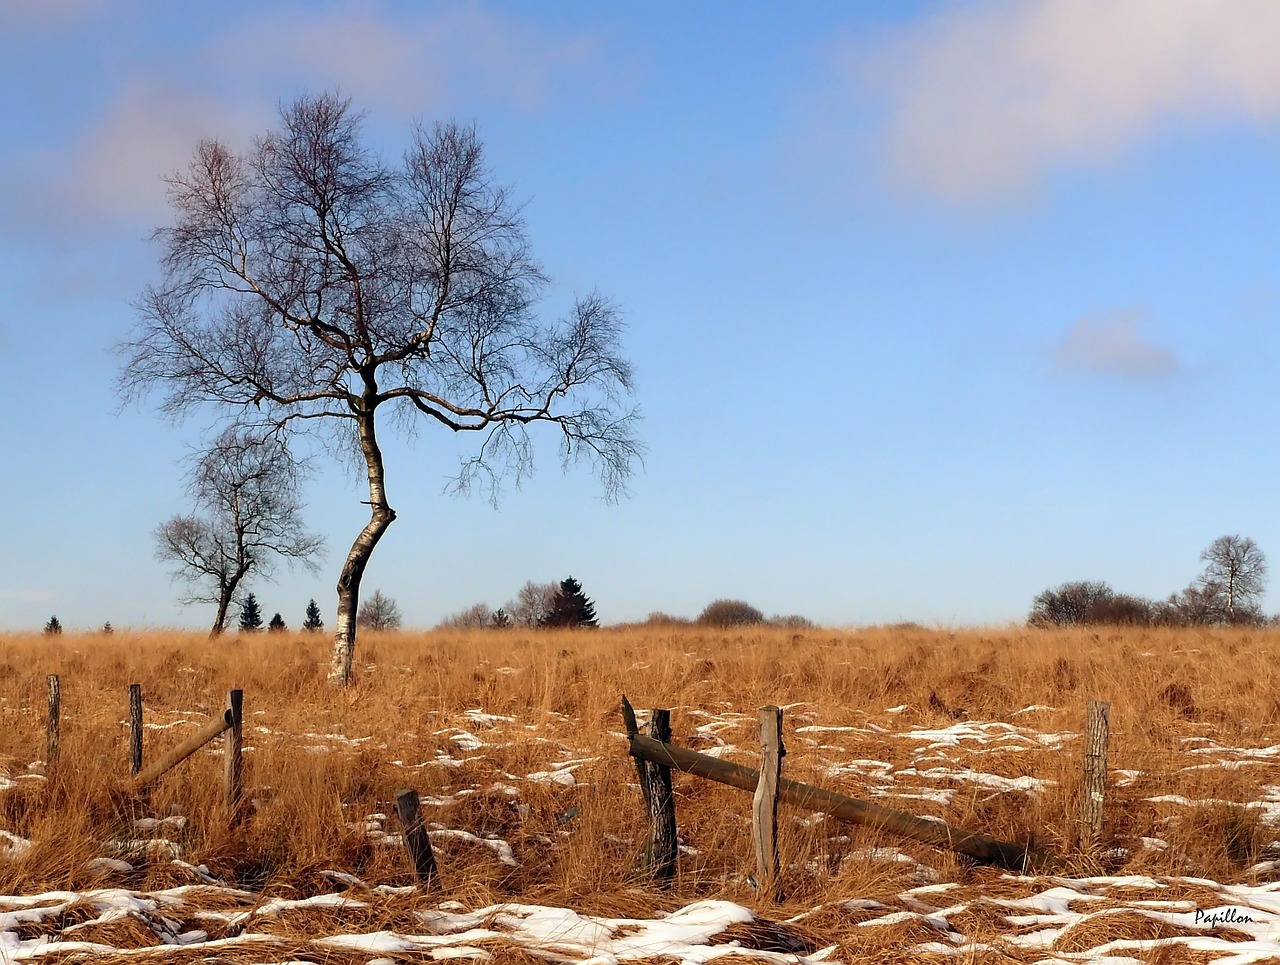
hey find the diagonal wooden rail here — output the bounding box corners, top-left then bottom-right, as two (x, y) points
(132, 709), (233, 790)
(621, 696), (1052, 872)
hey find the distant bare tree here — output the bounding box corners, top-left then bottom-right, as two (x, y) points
(504, 580), (559, 627)
(1084, 593), (1153, 626)
(439, 602), (493, 629)
(1028, 581), (1113, 627)
(155, 429), (324, 635)
(1199, 535), (1268, 623)
(357, 589), (403, 631)
(769, 613), (815, 629)
(697, 599), (765, 628)
(1158, 582), (1224, 626)
(119, 93), (640, 686)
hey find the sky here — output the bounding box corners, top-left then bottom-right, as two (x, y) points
(3, 0), (1280, 631)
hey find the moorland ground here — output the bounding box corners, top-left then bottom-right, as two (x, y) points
(0, 624), (1276, 960)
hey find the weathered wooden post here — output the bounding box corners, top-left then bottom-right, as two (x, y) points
(1082, 699), (1110, 847)
(45, 675), (60, 772)
(643, 708), (678, 884)
(128, 684), (143, 776)
(224, 689), (243, 822)
(394, 788), (439, 886)
(752, 705), (784, 898)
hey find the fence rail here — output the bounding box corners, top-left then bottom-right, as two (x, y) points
(622, 695), (1064, 882)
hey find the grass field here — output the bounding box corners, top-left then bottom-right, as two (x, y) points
(0, 624), (1277, 962)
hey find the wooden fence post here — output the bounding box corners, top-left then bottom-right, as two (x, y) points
(1082, 699), (1110, 847)
(128, 684), (143, 777)
(752, 705), (784, 897)
(224, 689), (243, 822)
(642, 709), (678, 884)
(45, 675), (60, 772)
(394, 788), (439, 886)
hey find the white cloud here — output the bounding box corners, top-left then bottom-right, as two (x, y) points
(1053, 308), (1181, 378)
(1, 4), (602, 235)
(70, 86), (258, 222)
(209, 5), (598, 115)
(840, 0), (1280, 201)
(0, 588), (55, 603)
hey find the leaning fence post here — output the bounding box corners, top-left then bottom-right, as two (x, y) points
(394, 788), (439, 886)
(128, 684), (143, 776)
(1082, 699), (1111, 847)
(642, 708), (678, 885)
(46, 675), (60, 773)
(753, 705), (785, 898)
(224, 689), (243, 822)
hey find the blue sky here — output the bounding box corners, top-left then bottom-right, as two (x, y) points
(3, 0), (1280, 630)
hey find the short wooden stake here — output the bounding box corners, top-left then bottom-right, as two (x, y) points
(128, 684), (143, 776)
(642, 708), (678, 884)
(1082, 699), (1110, 847)
(45, 675), (60, 772)
(224, 689), (243, 822)
(394, 788), (439, 886)
(752, 705), (785, 898)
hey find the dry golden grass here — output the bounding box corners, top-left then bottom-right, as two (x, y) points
(0, 623), (1275, 946)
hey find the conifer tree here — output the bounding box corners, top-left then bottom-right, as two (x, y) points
(268, 613), (287, 632)
(491, 607), (512, 629)
(101, 622), (113, 634)
(303, 599), (324, 632)
(44, 615), (63, 635)
(238, 593), (263, 632)
(541, 577), (599, 628)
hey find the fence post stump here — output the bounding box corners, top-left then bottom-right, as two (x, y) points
(394, 788), (439, 887)
(1082, 699), (1111, 848)
(128, 684), (143, 777)
(224, 689), (243, 822)
(642, 709), (678, 885)
(753, 705), (785, 898)
(45, 675), (60, 774)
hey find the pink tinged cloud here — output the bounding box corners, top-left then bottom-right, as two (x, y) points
(69, 87), (257, 222)
(25, 5), (599, 229)
(1053, 308), (1181, 379)
(205, 5), (598, 116)
(846, 0), (1280, 201)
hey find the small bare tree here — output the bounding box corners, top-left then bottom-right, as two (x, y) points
(119, 93), (640, 685)
(504, 580), (559, 627)
(1027, 581), (1114, 627)
(439, 602), (493, 629)
(357, 589), (402, 630)
(697, 599), (765, 627)
(155, 429), (324, 635)
(1199, 535), (1268, 623)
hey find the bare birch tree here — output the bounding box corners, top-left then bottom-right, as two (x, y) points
(119, 93), (641, 684)
(155, 428), (324, 635)
(1198, 535), (1268, 623)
